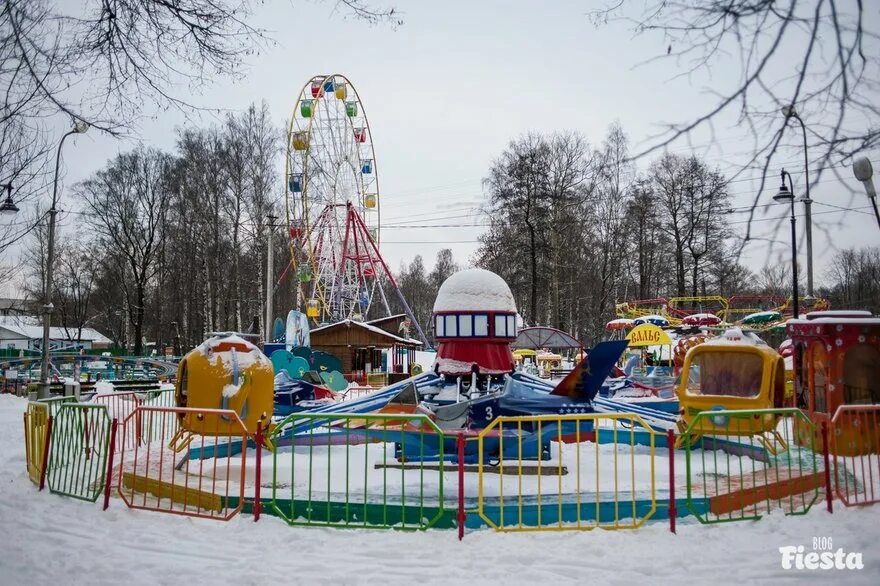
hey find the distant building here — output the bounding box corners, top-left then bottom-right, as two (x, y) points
(0, 315), (113, 351)
(0, 297), (34, 317)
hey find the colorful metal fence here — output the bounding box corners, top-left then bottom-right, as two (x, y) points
(830, 405), (880, 506)
(93, 388), (177, 450)
(475, 413), (659, 531)
(268, 412), (448, 530)
(46, 404), (114, 502)
(94, 392), (143, 451)
(116, 406), (247, 521)
(37, 395), (76, 417)
(682, 408), (822, 523)
(23, 402), (51, 486)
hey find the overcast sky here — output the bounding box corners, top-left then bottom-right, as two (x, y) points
(5, 0), (879, 297)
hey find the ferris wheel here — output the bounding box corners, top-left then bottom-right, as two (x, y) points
(284, 74), (428, 346)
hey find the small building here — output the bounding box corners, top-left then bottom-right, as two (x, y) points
(309, 319), (422, 375)
(0, 316), (113, 351)
(0, 297), (34, 317)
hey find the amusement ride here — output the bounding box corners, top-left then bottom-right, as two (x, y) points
(283, 74), (428, 347)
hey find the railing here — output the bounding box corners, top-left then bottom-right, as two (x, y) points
(19, 401), (880, 534)
(46, 403), (116, 502)
(339, 385), (383, 402)
(116, 406), (248, 521)
(23, 402), (51, 487)
(268, 412), (448, 530)
(37, 395), (77, 417)
(94, 392), (143, 451)
(830, 405), (880, 506)
(93, 388), (176, 449)
(475, 413), (659, 532)
(681, 408), (822, 524)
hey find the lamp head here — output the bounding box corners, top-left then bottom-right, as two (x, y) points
(773, 170), (794, 202)
(72, 119), (89, 134)
(0, 183), (18, 216)
(853, 157), (877, 200)
(781, 105), (797, 118)
(853, 157), (874, 182)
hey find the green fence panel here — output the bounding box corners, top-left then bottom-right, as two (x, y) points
(683, 408), (821, 524)
(268, 412), (446, 530)
(46, 404), (112, 502)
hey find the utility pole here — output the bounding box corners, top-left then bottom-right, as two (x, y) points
(783, 106), (814, 298)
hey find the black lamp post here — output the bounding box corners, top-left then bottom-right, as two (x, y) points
(774, 169), (799, 319)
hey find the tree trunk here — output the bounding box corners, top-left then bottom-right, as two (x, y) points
(527, 219), (538, 323)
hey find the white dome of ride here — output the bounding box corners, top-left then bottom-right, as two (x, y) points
(433, 268), (517, 313)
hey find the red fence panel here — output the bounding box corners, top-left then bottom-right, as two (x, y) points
(93, 392), (143, 451)
(116, 406), (248, 521)
(831, 405), (880, 506)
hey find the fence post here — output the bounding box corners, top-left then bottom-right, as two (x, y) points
(254, 423), (263, 522)
(38, 416), (53, 491)
(821, 420), (833, 514)
(23, 412), (30, 472)
(457, 433), (465, 541)
(103, 419), (118, 510)
(667, 428), (676, 534)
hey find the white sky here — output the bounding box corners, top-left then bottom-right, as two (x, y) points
(3, 0), (879, 296)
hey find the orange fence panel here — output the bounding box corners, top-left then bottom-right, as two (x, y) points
(831, 405), (880, 506)
(116, 406), (248, 521)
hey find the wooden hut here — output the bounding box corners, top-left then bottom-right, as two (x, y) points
(309, 319), (422, 379)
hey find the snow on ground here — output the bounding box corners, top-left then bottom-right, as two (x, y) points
(1, 393), (879, 585)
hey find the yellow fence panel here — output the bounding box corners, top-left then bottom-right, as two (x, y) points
(24, 402), (51, 486)
(476, 413), (659, 532)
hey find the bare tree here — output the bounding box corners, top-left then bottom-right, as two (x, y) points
(590, 1), (879, 242)
(77, 147), (172, 355)
(825, 246), (880, 312)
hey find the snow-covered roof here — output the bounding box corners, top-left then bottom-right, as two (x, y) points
(806, 310), (872, 319)
(0, 316), (112, 343)
(432, 268), (516, 313)
(311, 319), (422, 346)
(789, 317), (880, 326)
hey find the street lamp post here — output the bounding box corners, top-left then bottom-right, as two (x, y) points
(38, 120), (89, 399)
(775, 169), (800, 319)
(782, 106), (814, 298)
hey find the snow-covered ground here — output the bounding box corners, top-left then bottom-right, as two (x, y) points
(1, 393), (878, 585)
